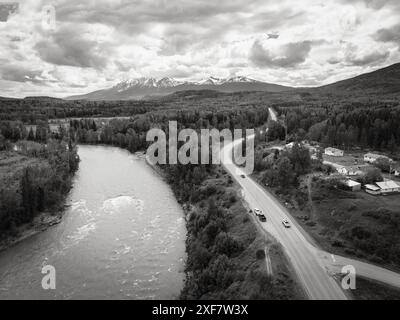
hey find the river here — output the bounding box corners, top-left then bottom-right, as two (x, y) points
(0, 145), (186, 300)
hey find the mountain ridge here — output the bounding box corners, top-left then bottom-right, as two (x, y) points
(66, 76), (292, 100)
(66, 63), (400, 100)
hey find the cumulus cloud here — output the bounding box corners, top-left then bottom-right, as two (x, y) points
(0, 64), (48, 83)
(0, 2), (18, 22)
(0, 0), (400, 97)
(249, 40), (314, 68)
(374, 24), (400, 47)
(346, 51), (390, 66)
(34, 25), (111, 69)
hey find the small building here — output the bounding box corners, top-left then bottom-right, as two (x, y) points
(376, 180), (400, 195)
(391, 165), (400, 177)
(364, 153), (392, 164)
(325, 147), (344, 157)
(285, 142), (295, 150)
(343, 179), (361, 191)
(12, 144), (21, 152)
(337, 165), (363, 176)
(365, 184), (381, 195)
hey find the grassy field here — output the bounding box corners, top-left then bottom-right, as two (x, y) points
(323, 153), (366, 166)
(288, 175), (400, 270)
(352, 277), (400, 300)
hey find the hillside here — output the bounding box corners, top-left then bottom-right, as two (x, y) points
(318, 63), (400, 94)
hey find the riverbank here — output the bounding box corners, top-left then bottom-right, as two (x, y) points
(0, 209), (64, 253)
(0, 140), (79, 253)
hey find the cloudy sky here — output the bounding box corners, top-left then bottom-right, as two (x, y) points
(0, 0), (400, 97)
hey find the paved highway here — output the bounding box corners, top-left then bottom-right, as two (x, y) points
(221, 108), (400, 299)
(222, 137), (348, 300)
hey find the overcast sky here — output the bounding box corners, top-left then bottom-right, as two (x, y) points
(0, 0), (400, 97)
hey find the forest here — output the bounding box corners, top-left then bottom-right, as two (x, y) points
(0, 120), (79, 238)
(276, 102), (400, 153)
(162, 163), (300, 299)
(1, 89), (400, 298)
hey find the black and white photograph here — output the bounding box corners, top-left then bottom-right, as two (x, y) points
(0, 0), (400, 307)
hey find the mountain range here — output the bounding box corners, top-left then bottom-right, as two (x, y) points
(62, 62), (400, 100)
(66, 76), (292, 100)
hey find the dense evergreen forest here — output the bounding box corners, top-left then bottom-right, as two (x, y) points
(68, 106), (269, 151)
(2, 91), (399, 153)
(275, 101), (400, 152)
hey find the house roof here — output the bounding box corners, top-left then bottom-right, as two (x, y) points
(344, 180), (361, 187)
(365, 184), (380, 191)
(376, 180), (400, 190)
(325, 147), (343, 152)
(364, 153), (390, 159)
(340, 165), (363, 171)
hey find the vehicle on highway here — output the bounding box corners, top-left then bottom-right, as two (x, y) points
(240, 174), (246, 178)
(282, 219), (291, 228)
(258, 214), (267, 222)
(254, 208), (262, 216)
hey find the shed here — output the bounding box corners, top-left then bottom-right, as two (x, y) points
(364, 153), (392, 164)
(325, 147), (344, 157)
(365, 184), (380, 195)
(344, 180), (361, 191)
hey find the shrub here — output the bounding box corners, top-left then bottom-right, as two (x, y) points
(256, 249), (266, 260)
(215, 232), (244, 257)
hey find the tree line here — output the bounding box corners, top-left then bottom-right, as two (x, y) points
(277, 102), (400, 153)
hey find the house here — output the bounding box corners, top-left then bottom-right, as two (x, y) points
(343, 179), (361, 191)
(325, 147), (344, 157)
(391, 164), (400, 177)
(364, 153), (392, 164)
(365, 184), (381, 195)
(337, 165), (363, 176)
(376, 180), (400, 195)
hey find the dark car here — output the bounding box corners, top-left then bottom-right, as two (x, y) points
(258, 214), (267, 222)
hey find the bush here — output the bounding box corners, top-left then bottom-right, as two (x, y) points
(256, 249), (266, 260)
(363, 168), (383, 184)
(332, 240), (345, 248)
(306, 221), (316, 227)
(215, 232), (244, 257)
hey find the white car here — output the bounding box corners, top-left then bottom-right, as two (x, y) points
(254, 208), (262, 216)
(282, 219), (291, 228)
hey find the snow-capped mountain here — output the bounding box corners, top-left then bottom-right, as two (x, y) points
(114, 77), (185, 92)
(67, 76), (292, 100)
(225, 76), (258, 83)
